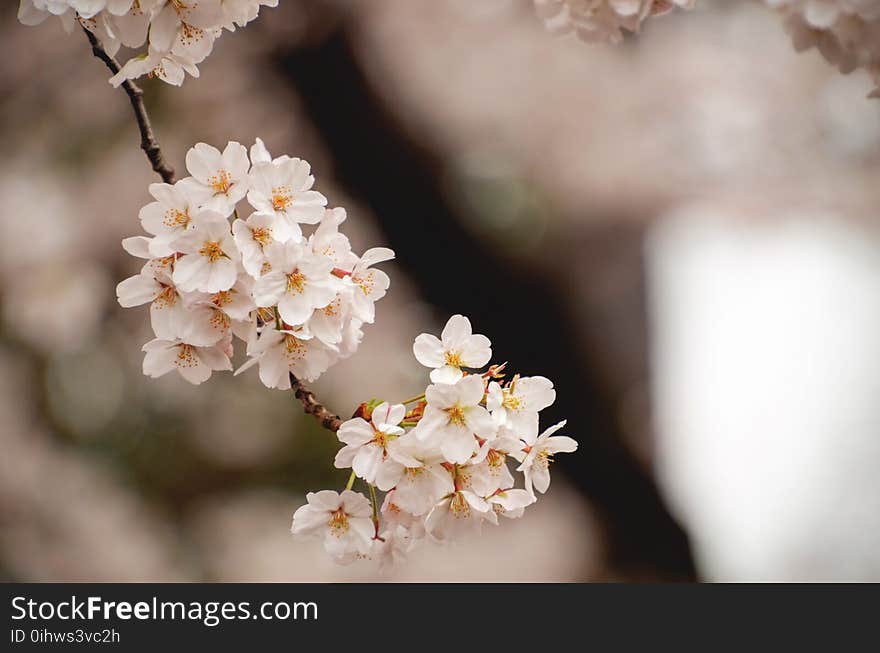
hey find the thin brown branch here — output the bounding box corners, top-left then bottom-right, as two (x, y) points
(82, 26), (176, 184)
(83, 26), (342, 434)
(289, 373), (343, 432)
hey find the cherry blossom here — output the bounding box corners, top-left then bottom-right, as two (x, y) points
(487, 489), (535, 519)
(486, 374), (556, 441)
(185, 142), (250, 215)
(349, 247), (395, 324)
(290, 490), (374, 561)
(148, 0), (222, 66)
(334, 403), (415, 491)
(118, 139), (395, 388)
(415, 374), (496, 464)
(171, 210), (239, 293)
(413, 314), (492, 384)
(138, 178), (200, 257)
(252, 240), (340, 327)
(232, 211), (278, 277)
(237, 326), (333, 386)
(19, 0), (279, 86)
(424, 490), (497, 541)
(534, 0), (696, 44)
(247, 157), (328, 242)
(141, 336), (232, 385)
(114, 142), (574, 567)
(514, 420), (579, 496)
(301, 315), (577, 566)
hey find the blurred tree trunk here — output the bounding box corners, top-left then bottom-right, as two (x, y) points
(276, 24), (696, 581)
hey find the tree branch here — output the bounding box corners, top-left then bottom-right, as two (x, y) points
(82, 27), (176, 184)
(83, 27), (343, 434)
(289, 373), (343, 432)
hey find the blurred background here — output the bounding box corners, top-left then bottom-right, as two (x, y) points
(1, 0), (879, 582)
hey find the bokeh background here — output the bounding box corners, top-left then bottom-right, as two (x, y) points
(2, 0), (879, 581)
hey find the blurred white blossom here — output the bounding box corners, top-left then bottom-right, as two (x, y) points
(766, 0), (880, 97)
(18, 0), (278, 86)
(534, 0), (696, 44)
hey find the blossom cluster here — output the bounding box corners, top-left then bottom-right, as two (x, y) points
(291, 315), (578, 566)
(116, 138), (394, 386)
(766, 0), (880, 97)
(534, 0), (696, 44)
(17, 0), (277, 86)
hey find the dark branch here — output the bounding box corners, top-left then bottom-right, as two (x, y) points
(82, 26), (176, 184)
(289, 373), (343, 432)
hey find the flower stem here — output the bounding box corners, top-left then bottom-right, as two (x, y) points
(400, 393), (425, 405)
(368, 483), (380, 537)
(345, 470), (356, 492)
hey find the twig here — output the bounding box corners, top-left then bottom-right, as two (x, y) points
(83, 26), (343, 434)
(289, 373), (343, 432)
(82, 26), (176, 184)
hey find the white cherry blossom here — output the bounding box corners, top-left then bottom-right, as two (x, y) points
(309, 208), (357, 270)
(487, 488), (535, 519)
(232, 211), (276, 277)
(220, 0), (278, 29)
(117, 264), (190, 341)
(535, 0), (696, 44)
(514, 420), (578, 496)
(414, 374), (496, 464)
(138, 178), (200, 257)
(291, 490), (374, 561)
(236, 326), (333, 386)
(184, 142), (250, 215)
(334, 402), (411, 491)
(413, 314), (492, 384)
(110, 46), (200, 87)
(252, 240), (339, 327)
(149, 0), (222, 65)
(425, 490), (496, 541)
(459, 448), (515, 497)
(171, 210), (239, 293)
(486, 375), (556, 441)
(141, 336), (232, 385)
(247, 157), (327, 242)
(349, 247), (394, 324)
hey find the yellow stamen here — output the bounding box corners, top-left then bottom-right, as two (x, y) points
(450, 493), (470, 519)
(445, 404), (467, 427)
(175, 344), (198, 369)
(353, 271), (373, 296)
(323, 298), (340, 317)
(487, 449), (505, 469)
(199, 240), (224, 262)
(208, 169), (232, 195)
(502, 392), (521, 411)
(286, 270), (306, 294)
(164, 208), (191, 229)
(154, 285), (178, 309)
(271, 186), (293, 212)
(328, 508), (349, 537)
(251, 226), (272, 246)
(283, 335), (307, 363)
(212, 290), (232, 307)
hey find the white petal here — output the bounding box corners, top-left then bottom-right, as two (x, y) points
(440, 314), (472, 346)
